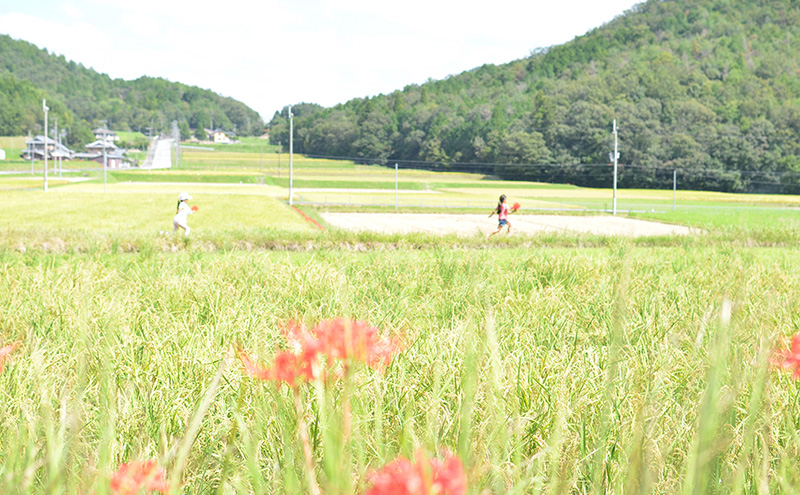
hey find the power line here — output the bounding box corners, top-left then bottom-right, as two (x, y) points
(297, 152), (800, 180)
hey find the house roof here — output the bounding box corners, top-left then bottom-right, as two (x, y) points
(27, 135), (57, 145)
(93, 127), (116, 135)
(74, 152), (101, 159)
(75, 151), (128, 160)
(85, 139), (119, 150)
(26, 136), (74, 154)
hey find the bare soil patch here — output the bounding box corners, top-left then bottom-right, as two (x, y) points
(320, 213), (697, 237)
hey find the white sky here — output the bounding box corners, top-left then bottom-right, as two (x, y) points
(0, 0), (640, 123)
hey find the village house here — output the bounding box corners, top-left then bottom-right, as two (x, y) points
(21, 135), (74, 161)
(208, 128), (237, 144)
(74, 139), (129, 169)
(93, 127), (118, 144)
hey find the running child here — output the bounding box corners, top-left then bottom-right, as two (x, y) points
(487, 194), (515, 238)
(173, 192), (195, 236)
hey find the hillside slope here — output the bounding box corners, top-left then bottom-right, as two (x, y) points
(0, 34), (263, 145)
(269, 0), (800, 192)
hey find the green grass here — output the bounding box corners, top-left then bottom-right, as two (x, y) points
(1, 246), (799, 493)
(0, 190), (309, 234)
(110, 170), (273, 185)
(0, 135), (26, 152)
(116, 131), (147, 142)
(188, 136), (279, 153)
(0, 176), (75, 190)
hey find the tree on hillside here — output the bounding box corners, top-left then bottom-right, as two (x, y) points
(179, 121), (191, 141)
(266, 0), (800, 193)
(0, 34), (265, 144)
(194, 126), (207, 141)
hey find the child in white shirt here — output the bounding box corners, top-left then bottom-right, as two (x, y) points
(173, 192), (194, 236)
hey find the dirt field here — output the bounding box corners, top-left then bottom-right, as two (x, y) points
(320, 213), (697, 237)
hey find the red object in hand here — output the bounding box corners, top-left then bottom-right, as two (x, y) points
(511, 202), (521, 211)
(191, 205), (199, 211)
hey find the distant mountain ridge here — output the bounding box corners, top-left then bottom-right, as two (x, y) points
(269, 0), (800, 193)
(0, 34), (263, 146)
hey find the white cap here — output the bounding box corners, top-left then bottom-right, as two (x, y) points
(178, 192), (192, 201)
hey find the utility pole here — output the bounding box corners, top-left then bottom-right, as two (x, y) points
(289, 106), (294, 205)
(43, 99), (49, 192)
(612, 119), (618, 215)
(673, 170), (677, 211)
(103, 141), (108, 193)
(59, 129), (66, 178)
(54, 118), (59, 178)
(29, 131), (34, 175)
(172, 121), (180, 168)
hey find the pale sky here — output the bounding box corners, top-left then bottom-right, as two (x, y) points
(0, 0), (640, 122)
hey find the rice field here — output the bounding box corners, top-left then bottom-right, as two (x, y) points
(2, 245), (800, 494)
(3, 136), (800, 493)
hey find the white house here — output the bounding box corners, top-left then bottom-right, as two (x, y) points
(93, 127), (118, 144)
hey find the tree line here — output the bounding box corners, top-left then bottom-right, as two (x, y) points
(0, 35), (264, 148)
(269, 0), (800, 193)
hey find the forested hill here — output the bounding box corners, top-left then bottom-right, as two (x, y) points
(269, 0), (800, 193)
(0, 34), (263, 145)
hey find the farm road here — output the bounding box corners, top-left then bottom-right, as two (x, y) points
(320, 213), (697, 237)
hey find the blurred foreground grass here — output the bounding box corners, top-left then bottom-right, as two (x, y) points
(1, 246), (799, 493)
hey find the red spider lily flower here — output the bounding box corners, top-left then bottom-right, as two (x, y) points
(110, 460), (169, 495)
(312, 318), (401, 368)
(0, 342), (19, 372)
(429, 451), (466, 495)
(365, 450), (466, 495)
(773, 334), (800, 379)
(190, 205), (199, 212)
(284, 321), (322, 362)
(366, 335), (403, 368)
(511, 202), (521, 211)
(238, 349), (320, 387)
